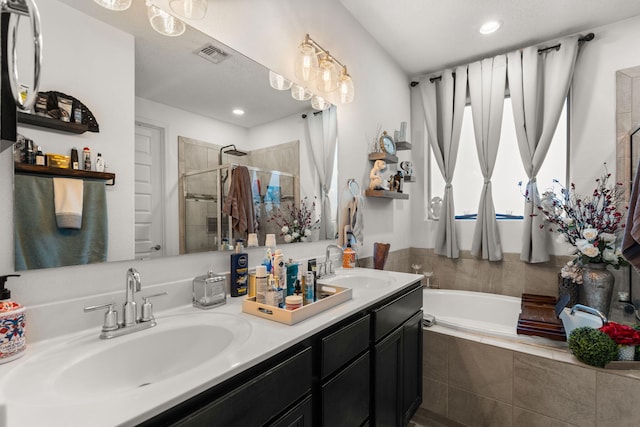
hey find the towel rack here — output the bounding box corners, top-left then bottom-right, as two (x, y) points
(14, 163), (116, 185)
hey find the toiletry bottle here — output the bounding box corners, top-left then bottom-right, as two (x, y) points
(70, 147), (79, 170)
(230, 241), (248, 297)
(35, 146), (45, 166)
(304, 271), (315, 305)
(83, 147), (91, 171)
(0, 274), (26, 364)
(95, 153), (105, 172)
(265, 276), (279, 307)
(286, 261), (299, 297)
(343, 241), (356, 268)
(255, 265), (268, 303)
(273, 250), (286, 296)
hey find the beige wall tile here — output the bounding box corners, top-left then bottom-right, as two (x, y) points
(448, 338), (513, 404)
(513, 353), (596, 427)
(448, 386), (513, 427)
(422, 377), (448, 418)
(423, 331), (448, 382)
(596, 371), (640, 427)
(512, 407), (573, 427)
(617, 71), (632, 114)
(523, 263), (558, 297)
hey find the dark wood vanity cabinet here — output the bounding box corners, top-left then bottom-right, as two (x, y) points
(141, 281), (422, 427)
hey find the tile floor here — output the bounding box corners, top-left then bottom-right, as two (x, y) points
(409, 408), (460, 427)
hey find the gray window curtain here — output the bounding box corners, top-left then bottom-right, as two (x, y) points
(418, 66), (468, 258)
(305, 105), (337, 240)
(468, 56), (507, 261)
(507, 36), (579, 263)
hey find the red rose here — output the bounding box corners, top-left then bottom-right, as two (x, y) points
(599, 322), (640, 345)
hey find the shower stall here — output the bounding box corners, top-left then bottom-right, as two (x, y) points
(181, 163), (299, 253)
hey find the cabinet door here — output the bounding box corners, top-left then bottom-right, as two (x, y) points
(270, 396), (313, 427)
(373, 327), (403, 427)
(322, 351), (370, 427)
(402, 311), (423, 425)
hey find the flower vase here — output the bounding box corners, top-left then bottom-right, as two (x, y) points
(557, 274), (579, 308)
(581, 263), (615, 317)
(618, 345), (636, 361)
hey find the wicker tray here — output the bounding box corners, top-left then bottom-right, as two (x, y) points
(242, 285), (352, 325)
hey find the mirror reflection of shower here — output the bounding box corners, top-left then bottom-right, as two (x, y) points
(219, 144), (248, 164)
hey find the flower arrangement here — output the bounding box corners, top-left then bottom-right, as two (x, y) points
(560, 260), (583, 284)
(599, 322), (640, 346)
(532, 166), (629, 269)
(267, 196), (320, 243)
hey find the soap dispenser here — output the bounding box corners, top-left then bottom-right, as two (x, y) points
(0, 274), (26, 364)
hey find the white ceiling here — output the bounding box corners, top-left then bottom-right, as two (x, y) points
(339, 0), (640, 76)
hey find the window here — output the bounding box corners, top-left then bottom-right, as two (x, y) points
(427, 98), (567, 219)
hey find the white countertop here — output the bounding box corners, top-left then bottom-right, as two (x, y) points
(0, 268), (421, 427)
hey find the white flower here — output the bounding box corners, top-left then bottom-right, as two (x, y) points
(300, 237), (307, 242)
(281, 226), (289, 233)
(600, 232), (616, 243)
(284, 235), (293, 243)
(293, 220), (299, 226)
(555, 233), (568, 244)
(304, 229), (312, 237)
(582, 228), (599, 241)
(563, 217), (574, 226)
(602, 248), (618, 264)
(575, 239), (589, 250)
(292, 232), (300, 239)
(580, 244), (600, 258)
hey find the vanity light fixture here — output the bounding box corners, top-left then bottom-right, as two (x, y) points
(311, 95), (330, 111)
(290, 84), (313, 101)
(293, 34), (354, 104)
(169, 0), (207, 20)
(479, 20), (501, 35)
(147, 1), (186, 37)
(269, 71), (293, 91)
(93, 0), (132, 11)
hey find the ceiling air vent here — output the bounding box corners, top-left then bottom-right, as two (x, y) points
(195, 44), (229, 64)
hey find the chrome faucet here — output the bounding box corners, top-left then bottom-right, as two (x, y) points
(320, 244), (344, 278)
(84, 268), (167, 339)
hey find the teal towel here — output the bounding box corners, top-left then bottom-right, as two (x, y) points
(14, 174), (108, 270)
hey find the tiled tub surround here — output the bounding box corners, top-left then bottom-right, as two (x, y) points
(421, 327), (640, 427)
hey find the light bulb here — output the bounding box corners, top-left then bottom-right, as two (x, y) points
(269, 71), (293, 90)
(295, 41), (318, 83)
(311, 95), (331, 111)
(147, 2), (186, 37)
(316, 54), (338, 92)
(338, 68), (354, 104)
(93, 0), (131, 11)
(169, 0), (207, 20)
(291, 84), (312, 101)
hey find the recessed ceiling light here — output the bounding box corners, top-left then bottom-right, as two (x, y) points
(232, 109), (245, 116)
(479, 20), (501, 35)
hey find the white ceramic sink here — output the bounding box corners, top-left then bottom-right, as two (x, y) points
(319, 268), (394, 290)
(4, 311), (252, 402)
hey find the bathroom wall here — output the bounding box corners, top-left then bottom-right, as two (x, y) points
(421, 329), (640, 426)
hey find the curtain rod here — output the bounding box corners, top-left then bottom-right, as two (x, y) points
(409, 32), (595, 87)
(301, 111), (323, 118)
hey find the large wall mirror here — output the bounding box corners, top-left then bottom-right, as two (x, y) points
(13, 0), (337, 270)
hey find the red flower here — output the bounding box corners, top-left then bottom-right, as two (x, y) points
(599, 322), (640, 346)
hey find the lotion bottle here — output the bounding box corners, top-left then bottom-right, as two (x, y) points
(0, 274), (26, 364)
(343, 241), (356, 268)
(230, 241), (248, 297)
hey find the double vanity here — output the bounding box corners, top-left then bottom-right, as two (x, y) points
(0, 268), (423, 426)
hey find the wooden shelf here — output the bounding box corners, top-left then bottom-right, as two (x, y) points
(15, 163), (115, 185)
(395, 141), (412, 150)
(365, 189), (409, 199)
(368, 152), (398, 164)
(17, 111), (89, 134)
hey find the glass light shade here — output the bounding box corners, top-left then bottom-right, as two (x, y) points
(294, 42), (318, 83)
(290, 84), (312, 101)
(338, 70), (354, 104)
(311, 95), (331, 111)
(316, 55), (339, 92)
(93, 0), (132, 11)
(265, 234), (276, 248)
(169, 0), (207, 20)
(147, 3), (186, 37)
(269, 71), (293, 90)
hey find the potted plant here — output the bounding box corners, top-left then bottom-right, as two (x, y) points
(599, 321), (640, 361)
(568, 327), (618, 368)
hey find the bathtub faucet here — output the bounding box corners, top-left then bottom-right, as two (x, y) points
(570, 304), (608, 325)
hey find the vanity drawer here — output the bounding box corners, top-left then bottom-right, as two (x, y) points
(372, 283), (422, 342)
(320, 314), (370, 379)
(174, 347), (312, 427)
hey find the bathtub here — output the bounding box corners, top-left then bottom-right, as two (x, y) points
(422, 288), (565, 346)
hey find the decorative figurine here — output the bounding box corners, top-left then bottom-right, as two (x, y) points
(400, 160), (413, 177)
(369, 159), (387, 190)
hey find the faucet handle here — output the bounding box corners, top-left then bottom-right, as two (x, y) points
(84, 302), (119, 331)
(140, 292), (168, 322)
